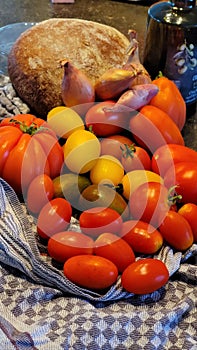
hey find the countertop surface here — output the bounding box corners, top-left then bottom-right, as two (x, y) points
(0, 0), (197, 149)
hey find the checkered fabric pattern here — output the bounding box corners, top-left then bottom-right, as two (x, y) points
(0, 177), (197, 349)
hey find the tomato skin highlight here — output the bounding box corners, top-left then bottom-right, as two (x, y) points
(178, 203), (197, 242)
(26, 174), (54, 215)
(159, 210), (194, 251)
(37, 198), (72, 240)
(121, 258), (169, 294)
(79, 207), (123, 238)
(120, 220), (163, 254)
(63, 255), (118, 290)
(48, 231), (94, 263)
(94, 232), (135, 273)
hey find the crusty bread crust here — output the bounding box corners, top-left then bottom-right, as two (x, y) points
(8, 18), (130, 117)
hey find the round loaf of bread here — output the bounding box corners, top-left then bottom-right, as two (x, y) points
(8, 18), (130, 117)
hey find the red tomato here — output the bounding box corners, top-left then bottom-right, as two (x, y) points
(159, 210), (194, 251)
(100, 134), (133, 160)
(79, 207), (123, 238)
(48, 231), (94, 263)
(129, 182), (171, 228)
(121, 258), (169, 294)
(121, 144), (151, 172)
(85, 101), (128, 137)
(129, 105), (184, 153)
(120, 220), (163, 254)
(94, 232), (135, 273)
(63, 255), (118, 290)
(164, 162), (197, 204)
(151, 144), (197, 177)
(37, 198), (72, 240)
(26, 174), (54, 215)
(178, 203), (197, 242)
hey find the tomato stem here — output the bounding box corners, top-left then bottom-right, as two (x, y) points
(9, 119), (49, 135)
(121, 143), (136, 159)
(168, 185), (182, 205)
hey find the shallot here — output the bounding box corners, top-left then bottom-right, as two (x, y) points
(104, 84), (159, 112)
(122, 30), (152, 87)
(60, 60), (95, 109)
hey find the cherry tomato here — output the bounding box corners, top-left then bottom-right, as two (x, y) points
(26, 174), (54, 215)
(63, 255), (118, 290)
(85, 101), (128, 137)
(151, 144), (197, 177)
(79, 207), (123, 238)
(129, 105), (184, 153)
(129, 182), (172, 228)
(90, 155), (124, 186)
(120, 220), (163, 254)
(159, 210), (194, 251)
(37, 198), (72, 240)
(178, 203), (197, 242)
(94, 232), (135, 273)
(121, 258), (169, 294)
(121, 170), (163, 200)
(164, 162), (197, 204)
(149, 76), (186, 130)
(47, 231), (94, 263)
(121, 144), (151, 172)
(100, 134), (133, 160)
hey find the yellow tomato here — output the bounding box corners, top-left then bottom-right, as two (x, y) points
(121, 170), (164, 200)
(63, 129), (101, 174)
(90, 155), (124, 186)
(47, 106), (84, 139)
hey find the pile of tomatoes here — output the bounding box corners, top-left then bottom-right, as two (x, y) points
(0, 76), (197, 295)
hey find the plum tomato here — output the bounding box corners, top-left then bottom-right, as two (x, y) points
(121, 258), (169, 294)
(100, 134), (133, 160)
(94, 232), (135, 273)
(159, 210), (194, 251)
(164, 162), (197, 205)
(63, 255), (118, 290)
(178, 203), (197, 242)
(26, 174), (54, 215)
(90, 155), (124, 186)
(85, 101), (128, 137)
(129, 182), (172, 228)
(47, 231), (94, 263)
(79, 207), (123, 238)
(119, 220), (163, 254)
(37, 198), (72, 240)
(121, 144), (151, 172)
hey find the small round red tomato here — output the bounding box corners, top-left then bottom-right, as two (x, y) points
(85, 101), (128, 137)
(47, 231), (94, 263)
(37, 198), (72, 240)
(159, 210), (194, 251)
(120, 220), (163, 254)
(79, 207), (123, 238)
(100, 134), (134, 160)
(121, 144), (151, 172)
(94, 232), (135, 273)
(151, 144), (197, 177)
(178, 203), (197, 242)
(63, 255), (118, 290)
(26, 174), (54, 215)
(164, 162), (197, 204)
(121, 258), (169, 294)
(129, 182), (171, 228)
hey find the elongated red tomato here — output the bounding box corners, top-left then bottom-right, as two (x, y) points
(79, 207), (123, 238)
(159, 210), (194, 251)
(37, 198), (72, 240)
(63, 255), (118, 290)
(178, 203), (197, 242)
(121, 258), (169, 294)
(48, 231), (94, 263)
(151, 144), (197, 177)
(120, 220), (163, 254)
(94, 232), (135, 273)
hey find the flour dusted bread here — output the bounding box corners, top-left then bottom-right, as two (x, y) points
(8, 18), (130, 117)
